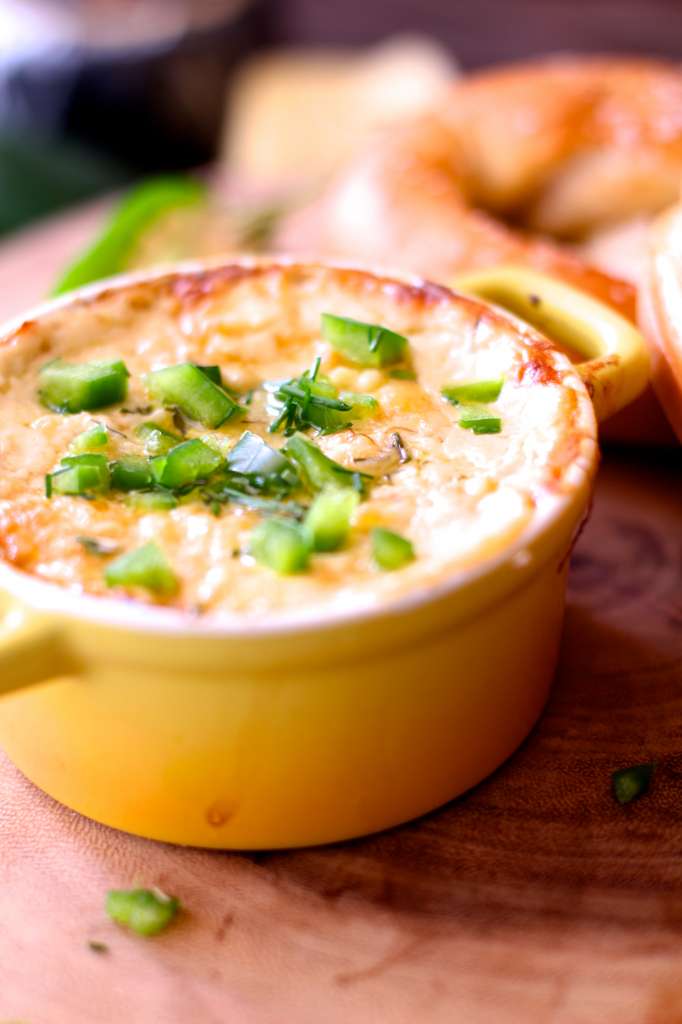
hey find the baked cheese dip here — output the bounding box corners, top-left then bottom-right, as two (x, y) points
(0, 262), (594, 620)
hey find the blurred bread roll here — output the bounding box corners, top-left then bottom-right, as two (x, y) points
(223, 35), (456, 187)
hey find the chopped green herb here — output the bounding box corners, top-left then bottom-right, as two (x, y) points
(612, 763), (655, 805)
(39, 359), (129, 414)
(46, 454), (110, 497)
(457, 405), (502, 435)
(250, 517), (311, 574)
(267, 359), (354, 436)
(105, 887), (180, 937)
(126, 490), (178, 512)
(77, 536), (121, 557)
(284, 433), (368, 493)
(304, 488), (359, 552)
(442, 379), (504, 405)
(151, 439), (223, 490)
(200, 433), (234, 458)
(135, 421), (182, 457)
(145, 363), (243, 429)
(110, 457), (154, 492)
(71, 424), (109, 453)
(105, 543), (178, 596)
(87, 940), (109, 954)
(321, 313), (408, 367)
(371, 527), (415, 571)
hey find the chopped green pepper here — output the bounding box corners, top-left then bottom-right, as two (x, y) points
(105, 542), (178, 596)
(442, 379), (504, 404)
(127, 490), (178, 511)
(371, 527), (415, 571)
(321, 313), (408, 367)
(284, 433), (366, 493)
(151, 438), (223, 489)
(226, 430), (290, 476)
(457, 405), (502, 435)
(70, 424), (109, 453)
(105, 887), (180, 937)
(250, 517), (311, 574)
(612, 763), (655, 805)
(135, 421), (182, 457)
(110, 457), (154, 492)
(39, 359), (129, 414)
(145, 363), (243, 429)
(46, 454), (110, 497)
(304, 487), (359, 552)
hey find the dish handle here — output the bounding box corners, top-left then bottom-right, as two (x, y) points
(0, 600), (75, 696)
(452, 265), (650, 423)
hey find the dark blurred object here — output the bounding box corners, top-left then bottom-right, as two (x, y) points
(266, 0), (682, 66)
(0, 131), (125, 233)
(0, 0), (264, 172)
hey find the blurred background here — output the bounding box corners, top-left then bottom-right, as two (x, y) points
(0, 0), (681, 238)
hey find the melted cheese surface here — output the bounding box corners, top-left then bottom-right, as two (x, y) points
(0, 263), (594, 621)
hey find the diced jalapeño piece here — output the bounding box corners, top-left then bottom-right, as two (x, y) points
(39, 359), (129, 413)
(105, 542), (178, 596)
(106, 888), (180, 937)
(442, 379), (504, 405)
(304, 487), (359, 552)
(227, 430), (290, 476)
(151, 438), (223, 489)
(284, 433), (366, 493)
(70, 424), (109, 453)
(321, 313), (408, 367)
(110, 457), (154, 492)
(371, 527), (415, 571)
(127, 490), (178, 511)
(457, 404), (502, 435)
(250, 518), (310, 574)
(145, 363), (242, 428)
(135, 421), (182, 457)
(46, 454), (110, 497)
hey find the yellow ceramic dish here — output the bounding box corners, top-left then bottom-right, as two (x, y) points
(0, 260), (647, 848)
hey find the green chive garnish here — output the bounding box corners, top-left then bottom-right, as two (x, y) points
(105, 542), (178, 596)
(105, 888), (180, 937)
(46, 454), (110, 497)
(126, 491), (178, 511)
(442, 379), (504, 404)
(321, 313), (408, 367)
(250, 517), (311, 574)
(150, 438), (223, 489)
(110, 457), (154, 492)
(70, 424), (109, 453)
(371, 527), (415, 571)
(304, 487), (359, 552)
(39, 359), (129, 413)
(284, 433), (367, 493)
(388, 368), (417, 381)
(145, 363), (243, 429)
(457, 405), (502, 435)
(135, 421), (182, 457)
(612, 763), (655, 805)
(266, 360), (358, 436)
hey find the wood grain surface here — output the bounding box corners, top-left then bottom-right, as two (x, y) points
(0, 211), (681, 1024)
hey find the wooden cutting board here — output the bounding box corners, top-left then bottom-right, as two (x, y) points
(0, 209), (681, 1024)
